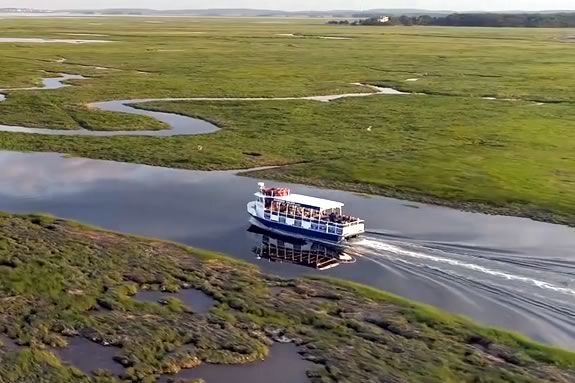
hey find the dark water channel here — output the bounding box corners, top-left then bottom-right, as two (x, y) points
(0, 150), (574, 350)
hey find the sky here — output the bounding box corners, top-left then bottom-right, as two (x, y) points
(2, 0), (574, 12)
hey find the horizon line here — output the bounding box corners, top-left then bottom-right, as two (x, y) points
(3, 7), (575, 13)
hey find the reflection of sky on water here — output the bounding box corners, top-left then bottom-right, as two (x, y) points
(0, 151), (214, 197)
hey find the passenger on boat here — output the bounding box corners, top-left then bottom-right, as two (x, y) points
(329, 212), (337, 222)
(265, 202), (358, 224)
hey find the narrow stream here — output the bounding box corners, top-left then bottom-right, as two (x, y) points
(0, 75), (407, 136)
(0, 73), (550, 136)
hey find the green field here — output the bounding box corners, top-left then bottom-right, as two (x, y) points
(0, 213), (573, 382)
(0, 18), (574, 224)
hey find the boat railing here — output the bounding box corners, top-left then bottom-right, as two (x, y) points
(263, 208), (364, 228)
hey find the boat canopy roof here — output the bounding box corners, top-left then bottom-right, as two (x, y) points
(269, 193), (344, 211)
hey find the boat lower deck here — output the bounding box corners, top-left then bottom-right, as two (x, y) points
(247, 198), (365, 243)
(250, 215), (346, 243)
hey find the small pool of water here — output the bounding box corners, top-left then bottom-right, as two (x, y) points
(41, 74), (85, 90)
(159, 343), (314, 383)
(55, 337), (123, 375)
(0, 335), (19, 353)
(134, 289), (215, 314)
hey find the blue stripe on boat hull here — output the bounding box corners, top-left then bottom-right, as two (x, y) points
(251, 216), (343, 243)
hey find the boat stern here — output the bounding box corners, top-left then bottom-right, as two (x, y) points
(342, 221), (365, 239)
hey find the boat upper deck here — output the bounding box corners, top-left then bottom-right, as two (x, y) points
(257, 192), (344, 211)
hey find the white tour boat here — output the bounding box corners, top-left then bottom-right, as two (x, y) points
(247, 182), (365, 243)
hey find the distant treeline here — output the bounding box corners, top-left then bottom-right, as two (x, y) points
(329, 13), (575, 28)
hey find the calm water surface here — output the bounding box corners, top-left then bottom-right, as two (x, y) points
(159, 343), (313, 383)
(0, 150), (574, 349)
(56, 337), (123, 375)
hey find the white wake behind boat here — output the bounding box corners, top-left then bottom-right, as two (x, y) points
(247, 182), (365, 243)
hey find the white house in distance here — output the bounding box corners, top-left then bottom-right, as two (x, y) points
(378, 16), (390, 23)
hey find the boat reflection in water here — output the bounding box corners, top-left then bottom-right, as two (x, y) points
(249, 226), (355, 271)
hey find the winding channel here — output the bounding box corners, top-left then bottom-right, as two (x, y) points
(0, 73), (548, 136)
(0, 74), (406, 136)
(0, 73), (574, 351)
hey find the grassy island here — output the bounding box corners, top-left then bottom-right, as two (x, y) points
(0, 213), (573, 382)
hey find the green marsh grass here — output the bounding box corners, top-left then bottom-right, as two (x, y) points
(0, 213), (573, 382)
(0, 18), (574, 224)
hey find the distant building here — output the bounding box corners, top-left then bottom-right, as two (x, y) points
(378, 16), (390, 23)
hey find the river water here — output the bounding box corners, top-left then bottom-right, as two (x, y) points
(0, 150), (573, 349)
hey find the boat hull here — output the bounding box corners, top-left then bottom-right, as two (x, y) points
(249, 215), (346, 243)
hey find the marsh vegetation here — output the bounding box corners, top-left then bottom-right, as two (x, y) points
(0, 213), (574, 382)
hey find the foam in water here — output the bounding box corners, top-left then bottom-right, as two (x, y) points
(356, 239), (575, 297)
